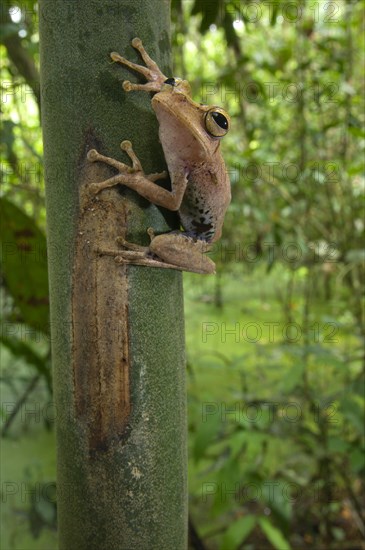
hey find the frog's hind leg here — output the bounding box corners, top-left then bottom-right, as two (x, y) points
(95, 246), (186, 271)
(95, 229), (215, 274)
(116, 252), (186, 271)
(96, 228), (162, 265)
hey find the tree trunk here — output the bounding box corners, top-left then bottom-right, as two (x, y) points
(39, 1), (187, 548)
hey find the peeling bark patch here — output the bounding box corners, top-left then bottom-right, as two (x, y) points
(72, 171), (131, 452)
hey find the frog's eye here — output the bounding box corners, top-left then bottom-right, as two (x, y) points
(163, 77), (184, 87)
(162, 78), (176, 92)
(162, 77), (191, 96)
(205, 108), (230, 138)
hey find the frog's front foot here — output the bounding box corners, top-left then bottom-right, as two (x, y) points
(87, 145), (132, 194)
(87, 141), (167, 195)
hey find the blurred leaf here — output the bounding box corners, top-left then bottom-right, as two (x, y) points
(0, 23), (20, 42)
(350, 448), (365, 473)
(259, 517), (291, 550)
(262, 480), (292, 524)
(1, 120), (16, 153)
(340, 395), (365, 435)
(222, 8), (240, 53)
(171, 0), (182, 12)
(345, 249), (365, 264)
(212, 457), (243, 517)
(220, 514), (256, 549)
(328, 436), (349, 454)
(270, 2), (280, 26)
(191, 0), (221, 33)
(0, 198), (49, 333)
(278, 362), (305, 393)
(0, 332), (51, 387)
(193, 412), (221, 461)
(228, 430), (247, 457)
(348, 126), (365, 138)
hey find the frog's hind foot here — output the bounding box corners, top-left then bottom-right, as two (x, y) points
(95, 245), (186, 271)
(110, 37), (167, 93)
(95, 230), (216, 274)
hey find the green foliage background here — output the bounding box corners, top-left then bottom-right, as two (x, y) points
(1, 1), (364, 549)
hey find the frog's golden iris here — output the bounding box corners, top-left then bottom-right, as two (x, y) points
(205, 108), (230, 138)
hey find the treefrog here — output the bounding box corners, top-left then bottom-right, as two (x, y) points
(87, 38), (231, 274)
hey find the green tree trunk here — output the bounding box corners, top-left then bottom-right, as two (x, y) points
(39, 1), (187, 548)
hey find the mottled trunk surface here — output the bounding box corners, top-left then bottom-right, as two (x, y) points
(39, 1), (187, 548)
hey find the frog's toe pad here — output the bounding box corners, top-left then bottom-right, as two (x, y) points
(87, 149), (99, 161)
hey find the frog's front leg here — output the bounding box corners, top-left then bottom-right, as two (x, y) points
(88, 140), (187, 211)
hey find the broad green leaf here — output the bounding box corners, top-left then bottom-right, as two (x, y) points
(259, 517), (291, 550)
(340, 395), (365, 435)
(193, 412), (221, 461)
(220, 515), (256, 550)
(278, 362), (305, 392)
(350, 448), (365, 473)
(228, 430), (247, 457)
(0, 198), (49, 333)
(261, 480), (292, 523)
(212, 458), (243, 517)
(1, 120), (16, 154)
(328, 436), (349, 454)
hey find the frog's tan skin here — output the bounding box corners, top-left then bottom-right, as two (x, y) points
(87, 38), (231, 274)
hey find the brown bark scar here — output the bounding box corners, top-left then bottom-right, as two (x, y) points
(72, 155), (131, 452)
